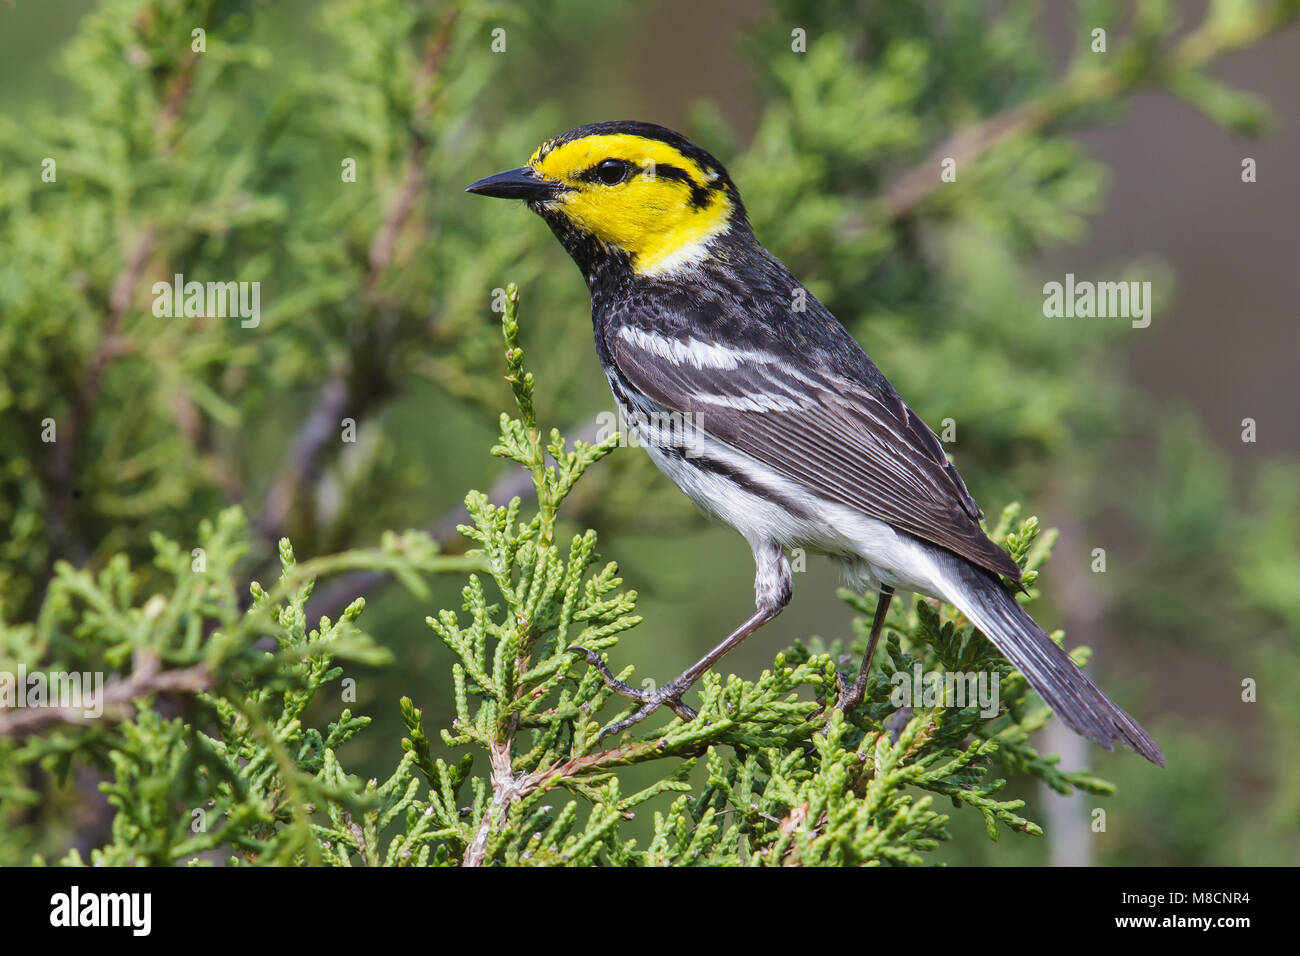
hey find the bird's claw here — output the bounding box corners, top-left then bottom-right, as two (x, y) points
(567, 646), (698, 745)
(833, 667), (866, 713)
(567, 645), (643, 700)
(810, 667), (864, 743)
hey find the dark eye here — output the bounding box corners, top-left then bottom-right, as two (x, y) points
(594, 159), (629, 186)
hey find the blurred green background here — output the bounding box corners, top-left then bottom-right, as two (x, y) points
(1, 0), (1297, 865)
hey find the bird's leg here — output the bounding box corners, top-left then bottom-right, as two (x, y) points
(834, 584), (894, 712)
(574, 604), (780, 741)
(570, 542), (792, 743)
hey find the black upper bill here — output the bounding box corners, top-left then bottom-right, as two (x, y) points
(465, 166), (568, 201)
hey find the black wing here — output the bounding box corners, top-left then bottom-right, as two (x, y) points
(609, 320), (1021, 581)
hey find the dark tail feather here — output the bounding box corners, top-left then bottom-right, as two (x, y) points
(941, 558), (1165, 767)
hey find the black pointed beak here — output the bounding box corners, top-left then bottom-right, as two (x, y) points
(465, 166), (568, 201)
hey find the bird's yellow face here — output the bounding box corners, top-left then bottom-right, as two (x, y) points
(467, 124), (739, 277)
(527, 133), (734, 276)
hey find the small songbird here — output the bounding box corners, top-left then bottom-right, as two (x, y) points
(467, 121), (1163, 765)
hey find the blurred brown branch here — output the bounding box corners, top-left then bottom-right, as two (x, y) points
(882, 0), (1297, 218)
(0, 652), (210, 741)
(254, 9), (460, 546)
(306, 418), (604, 621)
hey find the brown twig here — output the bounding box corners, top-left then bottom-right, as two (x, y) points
(40, 22), (210, 574)
(254, 11), (460, 545)
(0, 652), (210, 740)
(304, 418), (604, 622)
(43, 226), (159, 567)
(462, 730), (713, 865)
(463, 723), (520, 867)
(881, 105), (1038, 219)
(880, 2), (1296, 218)
(155, 52), (201, 145)
(254, 376), (352, 539)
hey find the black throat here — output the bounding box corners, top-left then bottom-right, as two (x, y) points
(532, 202), (634, 290)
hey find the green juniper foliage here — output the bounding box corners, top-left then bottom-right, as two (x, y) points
(2, 0), (1299, 865)
(4, 287), (1113, 866)
(0, 507), (482, 865)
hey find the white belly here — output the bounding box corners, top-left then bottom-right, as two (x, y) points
(636, 418), (952, 600)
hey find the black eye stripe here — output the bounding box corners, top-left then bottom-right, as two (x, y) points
(645, 163), (712, 208)
(580, 159), (713, 207)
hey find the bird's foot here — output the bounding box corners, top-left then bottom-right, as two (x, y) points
(567, 646), (697, 745)
(821, 585), (893, 728)
(809, 668), (866, 743)
(833, 667), (868, 713)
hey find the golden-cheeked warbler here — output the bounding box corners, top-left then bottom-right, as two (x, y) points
(467, 120), (1162, 766)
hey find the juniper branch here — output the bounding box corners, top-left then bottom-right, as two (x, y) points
(882, 0), (1299, 218)
(0, 652), (209, 740)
